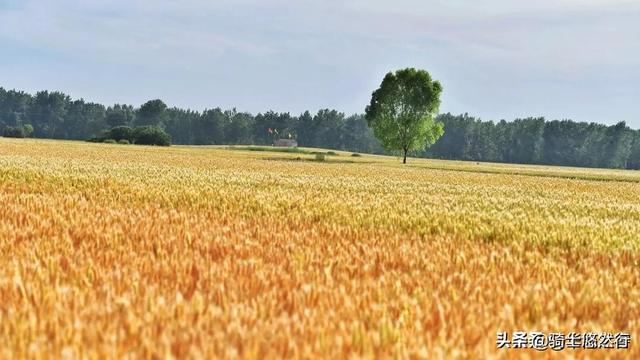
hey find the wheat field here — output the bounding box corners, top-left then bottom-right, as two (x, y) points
(0, 138), (638, 359)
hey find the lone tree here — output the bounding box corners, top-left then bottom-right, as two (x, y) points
(365, 68), (444, 164)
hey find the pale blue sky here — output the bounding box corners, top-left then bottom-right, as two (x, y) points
(0, 0), (638, 126)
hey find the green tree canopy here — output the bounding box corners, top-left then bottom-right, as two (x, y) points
(135, 99), (168, 126)
(106, 104), (135, 128)
(365, 68), (444, 163)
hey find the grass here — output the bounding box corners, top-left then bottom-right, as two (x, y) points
(227, 145), (312, 154)
(0, 137), (639, 358)
(227, 145), (341, 156)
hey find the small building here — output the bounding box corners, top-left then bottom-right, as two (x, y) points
(274, 139), (298, 147)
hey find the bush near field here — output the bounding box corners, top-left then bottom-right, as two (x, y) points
(89, 126), (171, 146)
(2, 124), (33, 138)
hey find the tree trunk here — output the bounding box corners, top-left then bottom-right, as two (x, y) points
(403, 148), (407, 164)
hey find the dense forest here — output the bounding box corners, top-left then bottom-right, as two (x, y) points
(1, 87), (639, 169)
(430, 114), (640, 170)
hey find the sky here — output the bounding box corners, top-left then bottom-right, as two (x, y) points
(0, 0), (638, 126)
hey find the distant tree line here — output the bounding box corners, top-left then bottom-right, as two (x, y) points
(0, 87), (382, 153)
(428, 113), (640, 169)
(1, 87), (639, 169)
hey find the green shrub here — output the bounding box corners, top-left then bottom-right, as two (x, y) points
(133, 126), (171, 146)
(88, 126), (171, 146)
(105, 126), (134, 142)
(86, 136), (105, 143)
(22, 124), (34, 137)
(2, 126), (25, 138)
(351, 153), (362, 157)
(327, 151), (337, 156)
(315, 153), (326, 162)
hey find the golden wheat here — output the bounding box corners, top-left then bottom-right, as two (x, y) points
(0, 138), (638, 359)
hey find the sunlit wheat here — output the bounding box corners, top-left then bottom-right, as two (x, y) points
(0, 138), (638, 358)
